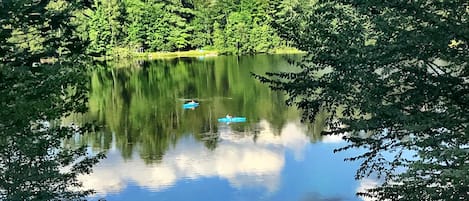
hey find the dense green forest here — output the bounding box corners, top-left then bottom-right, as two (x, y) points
(78, 0), (307, 56)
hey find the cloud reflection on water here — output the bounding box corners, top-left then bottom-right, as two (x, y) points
(356, 179), (379, 201)
(80, 120), (317, 195)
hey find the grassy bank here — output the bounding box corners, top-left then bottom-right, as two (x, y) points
(136, 50), (219, 59)
(109, 47), (218, 60)
(109, 47), (303, 60)
(272, 47), (305, 54)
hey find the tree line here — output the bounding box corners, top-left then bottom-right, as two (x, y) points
(79, 0), (306, 55)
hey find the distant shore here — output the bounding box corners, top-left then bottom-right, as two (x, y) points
(110, 47), (304, 60)
(134, 50), (219, 59)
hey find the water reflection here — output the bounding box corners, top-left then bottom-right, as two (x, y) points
(80, 120), (310, 195)
(67, 55), (365, 201)
(356, 179), (379, 201)
(68, 55), (303, 162)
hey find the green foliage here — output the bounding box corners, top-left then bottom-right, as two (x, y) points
(206, 0), (285, 54)
(0, 0), (86, 66)
(80, 0), (291, 55)
(213, 22), (225, 51)
(0, 0), (104, 200)
(189, 1), (213, 48)
(87, 0), (125, 55)
(0, 65), (105, 201)
(250, 21), (279, 53)
(256, 0), (469, 200)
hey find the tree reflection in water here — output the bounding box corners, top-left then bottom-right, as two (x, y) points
(65, 56), (316, 164)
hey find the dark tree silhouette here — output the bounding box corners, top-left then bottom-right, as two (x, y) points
(0, 0), (104, 200)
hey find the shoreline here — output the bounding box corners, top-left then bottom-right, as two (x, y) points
(134, 50), (219, 59)
(109, 48), (304, 60)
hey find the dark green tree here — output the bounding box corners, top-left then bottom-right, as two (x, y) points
(250, 20), (278, 53)
(121, 0), (193, 52)
(268, 0), (314, 47)
(256, 0), (468, 200)
(212, 21), (225, 52)
(87, 0), (125, 55)
(0, 0), (87, 66)
(189, 0), (213, 48)
(164, 0), (193, 51)
(0, 0), (104, 200)
(224, 11), (251, 54)
(123, 0), (147, 50)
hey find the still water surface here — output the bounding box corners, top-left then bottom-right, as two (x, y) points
(69, 55), (369, 201)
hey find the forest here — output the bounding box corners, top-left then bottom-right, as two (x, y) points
(79, 0), (306, 56)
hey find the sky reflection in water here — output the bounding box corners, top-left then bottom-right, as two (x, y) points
(76, 55), (378, 201)
(82, 120), (371, 201)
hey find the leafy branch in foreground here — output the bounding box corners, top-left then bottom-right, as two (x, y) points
(256, 0), (468, 200)
(1, 0), (105, 200)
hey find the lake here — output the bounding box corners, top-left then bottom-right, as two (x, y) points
(67, 55), (371, 201)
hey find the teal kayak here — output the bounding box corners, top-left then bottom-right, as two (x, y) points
(218, 117), (246, 123)
(183, 102), (199, 109)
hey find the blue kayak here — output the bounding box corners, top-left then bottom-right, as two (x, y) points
(218, 117), (246, 123)
(183, 102), (199, 109)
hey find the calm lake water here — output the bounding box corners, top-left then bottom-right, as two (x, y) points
(68, 55), (371, 201)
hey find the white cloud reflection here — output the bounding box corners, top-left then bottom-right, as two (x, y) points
(80, 120), (314, 195)
(356, 178), (379, 201)
(321, 134), (345, 144)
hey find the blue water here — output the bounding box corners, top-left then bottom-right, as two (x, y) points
(78, 55), (374, 201)
(83, 123), (369, 201)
